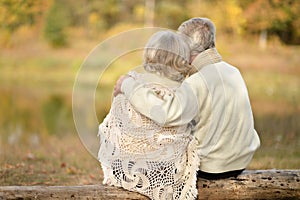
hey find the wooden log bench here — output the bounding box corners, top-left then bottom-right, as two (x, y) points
(0, 170), (299, 200)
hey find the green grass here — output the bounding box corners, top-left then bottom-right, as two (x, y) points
(0, 33), (299, 186)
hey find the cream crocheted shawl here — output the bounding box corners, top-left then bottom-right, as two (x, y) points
(98, 75), (200, 200)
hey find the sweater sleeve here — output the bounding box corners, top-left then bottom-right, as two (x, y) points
(121, 76), (199, 126)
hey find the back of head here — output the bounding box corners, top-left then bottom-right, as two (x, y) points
(143, 31), (196, 82)
(178, 18), (216, 56)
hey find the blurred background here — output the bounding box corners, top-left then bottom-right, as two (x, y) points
(0, 0), (299, 186)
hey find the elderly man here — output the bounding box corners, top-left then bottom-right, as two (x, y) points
(114, 18), (260, 179)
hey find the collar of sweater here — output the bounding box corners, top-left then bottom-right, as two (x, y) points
(191, 48), (222, 71)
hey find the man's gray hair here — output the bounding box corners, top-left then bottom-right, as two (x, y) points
(178, 18), (216, 56)
(143, 31), (196, 82)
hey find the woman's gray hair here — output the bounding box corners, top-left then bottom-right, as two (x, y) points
(178, 18), (216, 56)
(143, 31), (197, 82)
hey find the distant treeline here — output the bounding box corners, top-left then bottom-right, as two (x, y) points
(1, 0), (300, 47)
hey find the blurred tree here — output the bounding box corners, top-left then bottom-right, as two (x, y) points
(89, 0), (122, 29)
(156, 1), (189, 29)
(44, 0), (70, 47)
(2, 0), (299, 46)
(0, 0), (44, 46)
(88, 11), (105, 37)
(72, 0), (124, 38)
(243, 0), (300, 44)
(188, 0), (245, 35)
(62, 0), (89, 27)
(133, 4), (145, 24)
(144, 0), (155, 26)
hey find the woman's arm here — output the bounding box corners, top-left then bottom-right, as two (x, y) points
(116, 75), (199, 127)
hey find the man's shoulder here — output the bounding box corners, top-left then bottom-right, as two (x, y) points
(185, 70), (204, 83)
(213, 61), (241, 75)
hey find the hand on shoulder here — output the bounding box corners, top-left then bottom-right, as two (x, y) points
(113, 74), (130, 97)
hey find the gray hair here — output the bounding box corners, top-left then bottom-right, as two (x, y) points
(143, 31), (196, 82)
(178, 18), (216, 56)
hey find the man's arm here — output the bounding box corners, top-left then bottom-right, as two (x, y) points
(115, 75), (199, 126)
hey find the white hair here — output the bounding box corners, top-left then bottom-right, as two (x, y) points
(143, 31), (196, 82)
(178, 18), (216, 56)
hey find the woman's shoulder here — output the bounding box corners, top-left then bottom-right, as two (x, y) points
(141, 72), (180, 87)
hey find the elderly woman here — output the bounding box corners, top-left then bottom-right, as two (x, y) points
(98, 31), (199, 200)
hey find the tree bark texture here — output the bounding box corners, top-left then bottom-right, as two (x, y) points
(0, 170), (299, 200)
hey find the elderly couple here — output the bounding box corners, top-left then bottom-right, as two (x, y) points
(98, 18), (260, 200)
